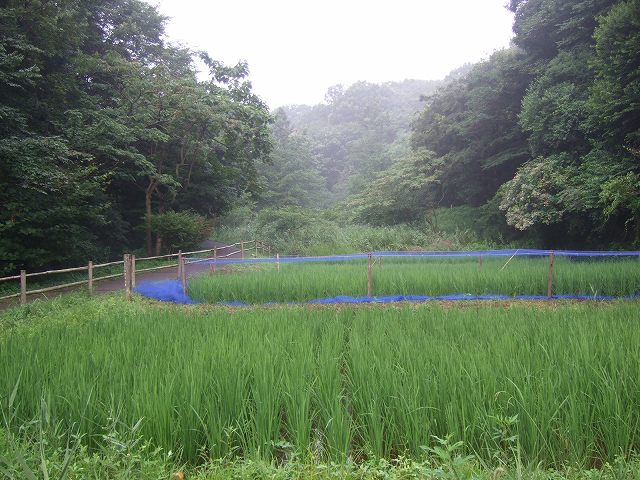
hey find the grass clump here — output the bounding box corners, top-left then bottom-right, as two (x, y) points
(214, 206), (495, 256)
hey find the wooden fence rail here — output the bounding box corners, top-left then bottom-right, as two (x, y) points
(0, 239), (267, 305)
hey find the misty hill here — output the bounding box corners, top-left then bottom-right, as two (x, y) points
(281, 79), (442, 200)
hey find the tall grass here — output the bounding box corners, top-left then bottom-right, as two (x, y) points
(1, 299), (640, 467)
(214, 206), (495, 256)
(188, 256), (640, 303)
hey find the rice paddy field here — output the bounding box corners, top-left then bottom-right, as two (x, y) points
(188, 255), (640, 303)
(2, 295), (640, 473)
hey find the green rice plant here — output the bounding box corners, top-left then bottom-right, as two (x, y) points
(312, 317), (352, 461)
(279, 322), (316, 458)
(188, 255), (640, 304)
(1, 299), (640, 468)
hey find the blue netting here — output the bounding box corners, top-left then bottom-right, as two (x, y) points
(308, 294), (619, 304)
(185, 248), (640, 266)
(136, 249), (640, 305)
(134, 279), (196, 304)
(133, 279), (629, 306)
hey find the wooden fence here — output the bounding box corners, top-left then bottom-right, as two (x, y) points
(0, 240), (268, 305)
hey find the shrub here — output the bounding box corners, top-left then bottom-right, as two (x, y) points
(148, 211), (212, 253)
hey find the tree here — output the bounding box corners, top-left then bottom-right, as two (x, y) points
(587, 0), (640, 152)
(258, 109), (329, 209)
(0, 0), (272, 271)
(411, 48), (533, 207)
(283, 79), (442, 200)
(519, 50), (594, 158)
(508, 0), (615, 61)
(0, 137), (111, 273)
(345, 148), (443, 225)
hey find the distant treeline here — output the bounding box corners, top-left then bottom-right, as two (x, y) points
(269, 0), (639, 249)
(0, 0), (271, 274)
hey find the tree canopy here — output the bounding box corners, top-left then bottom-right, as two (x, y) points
(0, 0), (271, 273)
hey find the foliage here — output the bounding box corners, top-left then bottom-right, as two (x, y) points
(257, 110), (329, 209)
(390, 0), (640, 247)
(214, 206), (493, 256)
(0, 137), (112, 274)
(252, 207), (341, 255)
(508, 0), (615, 60)
(0, 0), (271, 273)
(344, 148), (443, 225)
(283, 79), (442, 200)
(410, 48), (533, 207)
(498, 155), (578, 230)
(148, 211), (213, 253)
(519, 50), (594, 158)
(587, 0), (640, 152)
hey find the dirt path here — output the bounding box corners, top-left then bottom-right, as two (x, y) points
(0, 241), (240, 309)
(95, 241), (241, 293)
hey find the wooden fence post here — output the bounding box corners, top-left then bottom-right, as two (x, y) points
(547, 251), (555, 298)
(211, 247), (217, 273)
(276, 253), (280, 273)
(20, 270), (26, 305)
(131, 254), (136, 289)
(255, 240), (258, 257)
(88, 261), (93, 295)
(177, 250), (183, 279)
(261, 241), (264, 256)
(124, 254), (131, 300)
(241, 241), (245, 259)
(180, 254), (187, 294)
(367, 253), (373, 298)
(268, 244), (271, 256)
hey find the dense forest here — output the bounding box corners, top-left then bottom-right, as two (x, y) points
(1, 0), (639, 274)
(0, 0), (271, 274)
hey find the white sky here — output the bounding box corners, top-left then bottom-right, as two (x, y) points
(144, 0), (515, 109)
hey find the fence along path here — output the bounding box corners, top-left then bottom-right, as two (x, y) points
(0, 240), (267, 307)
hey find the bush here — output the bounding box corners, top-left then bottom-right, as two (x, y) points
(253, 207), (341, 255)
(148, 211), (212, 253)
(213, 206), (499, 256)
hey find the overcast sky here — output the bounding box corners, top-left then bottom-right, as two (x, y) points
(144, 0), (515, 109)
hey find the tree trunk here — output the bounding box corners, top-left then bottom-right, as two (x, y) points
(145, 182), (155, 256)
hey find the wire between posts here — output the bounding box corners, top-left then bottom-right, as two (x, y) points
(181, 248), (640, 269)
